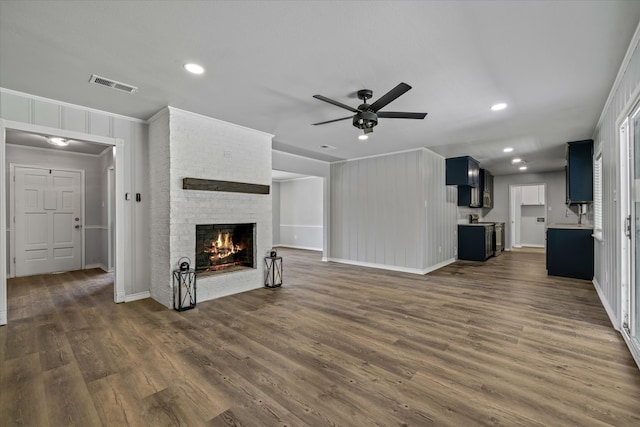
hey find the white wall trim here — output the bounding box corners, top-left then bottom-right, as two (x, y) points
(84, 225), (107, 230)
(327, 257), (455, 275)
(595, 20), (640, 131)
(331, 147), (428, 164)
(277, 244), (322, 252)
(124, 291), (150, 303)
(0, 310), (6, 325)
(421, 258), (456, 274)
(0, 87), (147, 124)
(6, 143), (104, 158)
(593, 277), (621, 330)
(272, 149), (330, 166)
(273, 175), (320, 183)
(280, 224), (323, 228)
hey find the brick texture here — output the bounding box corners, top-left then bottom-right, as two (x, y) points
(149, 107), (273, 308)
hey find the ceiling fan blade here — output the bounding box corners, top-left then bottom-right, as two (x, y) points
(312, 116), (353, 126)
(369, 82), (412, 112)
(377, 111), (428, 119)
(313, 95), (359, 113)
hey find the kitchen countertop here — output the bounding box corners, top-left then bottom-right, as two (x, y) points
(547, 223), (594, 230)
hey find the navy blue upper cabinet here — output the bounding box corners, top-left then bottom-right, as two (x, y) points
(446, 156), (480, 187)
(566, 139), (593, 204)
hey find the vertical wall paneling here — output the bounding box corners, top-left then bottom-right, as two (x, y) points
(593, 29), (640, 327)
(0, 92), (30, 123)
(329, 148), (456, 274)
(113, 117), (135, 296)
(132, 122), (150, 296)
(33, 100), (61, 129)
(591, 22), (640, 367)
(61, 106), (88, 134)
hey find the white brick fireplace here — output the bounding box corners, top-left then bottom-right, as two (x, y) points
(148, 107), (273, 308)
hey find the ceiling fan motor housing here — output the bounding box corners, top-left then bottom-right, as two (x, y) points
(354, 110), (378, 130)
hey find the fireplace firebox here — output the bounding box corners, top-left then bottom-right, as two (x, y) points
(195, 223), (256, 274)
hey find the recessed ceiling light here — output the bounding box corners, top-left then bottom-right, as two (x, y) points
(503, 147), (513, 153)
(184, 63), (204, 74)
(519, 166), (528, 171)
(48, 137), (69, 146)
(358, 134), (368, 141)
(512, 158), (522, 164)
(491, 103), (507, 111)
(320, 144), (336, 150)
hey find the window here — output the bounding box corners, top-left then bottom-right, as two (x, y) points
(594, 151), (602, 239)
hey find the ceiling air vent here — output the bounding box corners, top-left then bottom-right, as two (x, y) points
(89, 74), (138, 94)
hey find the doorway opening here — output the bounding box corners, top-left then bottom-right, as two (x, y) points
(272, 170), (326, 260)
(509, 184), (547, 249)
(0, 120), (125, 325)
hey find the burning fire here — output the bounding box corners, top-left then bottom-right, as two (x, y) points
(204, 231), (242, 263)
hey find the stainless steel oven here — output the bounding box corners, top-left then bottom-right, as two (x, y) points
(494, 222), (504, 255)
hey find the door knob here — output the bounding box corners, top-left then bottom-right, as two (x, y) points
(75, 225), (82, 229)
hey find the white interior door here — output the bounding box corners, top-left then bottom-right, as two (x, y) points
(14, 166), (82, 276)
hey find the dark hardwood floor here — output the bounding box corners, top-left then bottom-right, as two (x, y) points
(1, 248), (640, 426)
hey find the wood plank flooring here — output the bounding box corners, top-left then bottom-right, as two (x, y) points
(1, 248), (640, 426)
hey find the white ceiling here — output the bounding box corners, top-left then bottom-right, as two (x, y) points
(1, 1), (639, 175)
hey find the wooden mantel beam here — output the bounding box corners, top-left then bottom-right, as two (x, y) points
(182, 178), (270, 195)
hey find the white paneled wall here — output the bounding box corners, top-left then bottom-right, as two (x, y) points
(593, 29), (640, 327)
(330, 148), (456, 274)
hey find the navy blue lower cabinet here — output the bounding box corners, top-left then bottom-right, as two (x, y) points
(458, 225), (493, 261)
(546, 226), (594, 280)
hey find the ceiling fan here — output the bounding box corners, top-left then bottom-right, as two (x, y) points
(312, 82), (427, 138)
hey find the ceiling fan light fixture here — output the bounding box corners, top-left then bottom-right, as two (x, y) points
(519, 166), (528, 171)
(48, 137), (69, 146)
(512, 158), (522, 164)
(358, 134), (368, 141)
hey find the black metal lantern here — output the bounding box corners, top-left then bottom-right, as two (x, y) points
(264, 254), (283, 288)
(173, 257), (196, 311)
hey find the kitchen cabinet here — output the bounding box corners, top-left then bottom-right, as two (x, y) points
(566, 139), (593, 204)
(546, 225), (594, 280)
(457, 167), (493, 208)
(521, 184), (545, 205)
(458, 224), (494, 261)
(446, 156), (480, 187)
(482, 169), (493, 208)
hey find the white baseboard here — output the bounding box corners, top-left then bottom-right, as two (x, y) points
(592, 277), (620, 330)
(124, 291), (150, 303)
(327, 257), (455, 275)
(622, 332), (640, 370)
(276, 244), (322, 252)
(0, 309), (6, 326)
(521, 244), (545, 248)
(115, 292), (126, 303)
(421, 258), (456, 274)
(85, 263), (109, 272)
